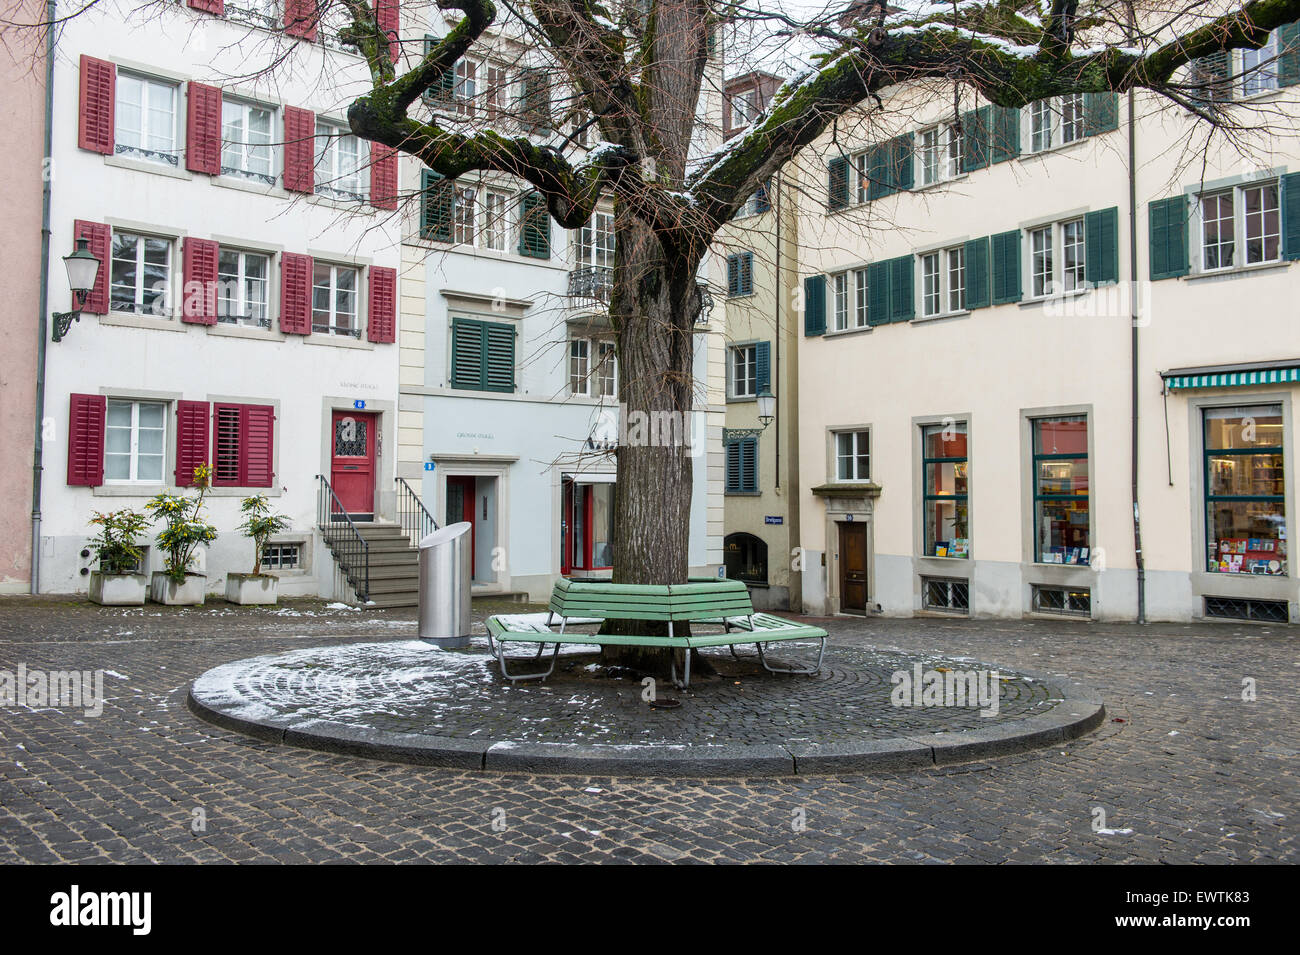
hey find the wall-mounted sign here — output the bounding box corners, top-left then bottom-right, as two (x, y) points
(423, 462), (436, 472)
(765, 516), (783, 525)
(353, 400), (366, 410)
(845, 514), (854, 522)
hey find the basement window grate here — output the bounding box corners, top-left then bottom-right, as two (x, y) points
(1204, 596), (1289, 623)
(922, 577), (969, 614)
(1031, 584), (1091, 617)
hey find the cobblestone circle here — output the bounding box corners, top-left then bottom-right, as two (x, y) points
(189, 638), (1065, 751)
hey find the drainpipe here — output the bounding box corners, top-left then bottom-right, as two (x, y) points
(31, 0), (57, 595)
(1128, 86), (1147, 625)
(773, 174), (780, 490)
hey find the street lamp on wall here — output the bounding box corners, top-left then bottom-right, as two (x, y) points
(51, 237), (101, 343)
(756, 387), (775, 428)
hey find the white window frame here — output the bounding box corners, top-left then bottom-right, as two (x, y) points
(311, 262), (361, 337)
(314, 121), (367, 202)
(114, 72), (179, 166)
(918, 245), (968, 317)
(104, 398), (168, 485)
(834, 429), (871, 482)
(217, 248), (272, 329)
(575, 209), (615, 270)
(569, 336), (617, 398)
(730, 344), (757, 399)
(110, 231), (173, 316)
(261, 541), (303, 571)
(454, 184), (478, 244)
(1197, 180), (1282, 272)
(1026, 218), (1086, 298)
(917, 122), (964, 186)
(1025, 94), (1086, 154)
(455, 58), (479, 116)
(1240, 33), (1280, 96)
(221, 98), (275, 183)
(730, 88), (757, 129)
(482, 189), (511, 251)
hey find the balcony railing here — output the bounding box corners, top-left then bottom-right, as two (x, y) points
(568, 266), (613, 303)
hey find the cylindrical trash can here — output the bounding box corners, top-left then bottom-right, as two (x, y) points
(417, 522), (472, 648)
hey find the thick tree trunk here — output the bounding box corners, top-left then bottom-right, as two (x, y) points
(598, 213), (702, 674)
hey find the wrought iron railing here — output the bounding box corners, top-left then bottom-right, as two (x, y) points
(568, 265), (613, 302)
(395, 477), (438, 548)
(316, 474), (370, 602)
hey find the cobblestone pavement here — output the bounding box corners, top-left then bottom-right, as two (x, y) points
(0, 596), (1296, 863)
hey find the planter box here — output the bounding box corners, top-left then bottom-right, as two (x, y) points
(149, 572), (207, 606)
(89, 572), (147, 606)
(225, 573), (278, 606)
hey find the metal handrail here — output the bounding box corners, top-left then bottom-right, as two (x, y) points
(316, 474), (370, 602)
(395, 477), (438, 548)
(567, 265), (613, 302)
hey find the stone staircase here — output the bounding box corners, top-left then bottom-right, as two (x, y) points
(324, 522), (420, 609)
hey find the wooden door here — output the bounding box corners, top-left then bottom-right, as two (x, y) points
(839, 521), (868, 614)
(330, 411), (376, 518)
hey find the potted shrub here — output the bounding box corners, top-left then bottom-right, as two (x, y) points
(145, 464), (218, 605)
(86, 508), (150, 605)
(226, 494), (291, 605)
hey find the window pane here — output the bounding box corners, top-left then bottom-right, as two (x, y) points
(1204, 405), (1284, 449)
(1035, 498), (1091, 563)
(1061, 219), (1085, 291)
(1207, 500), (1287, 574)
(1202, 192), (1235, 269)
(1243, 184), (1280, 264)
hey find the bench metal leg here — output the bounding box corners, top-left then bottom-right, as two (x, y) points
(498, 642), (562, 683)
(754, 636), (826, 677)
(670, 647), (692, 690)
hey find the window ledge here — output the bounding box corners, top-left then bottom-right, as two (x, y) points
(1021, 136), (1091, 162)
(100, 312), (186, 332)
(104, 154), (193, 181)
(824, 324), (873, 339)
(207, 486), (283, 498)
(405, 237), (569, 270)
(208, 323), (286, 343)
(912, 309), (970, 325)
(92, 484), (168, 498)
(308, 193), (375, 213)
(917, 554), (971, 562)
(727, 395), (758, 404)
(303, 334), (375, 351)
(725, 491), (761, 497)
(213, 174), (281, 198)
(1018, 287), (1090, 309)
(911, 173), (970, 193)
(1185, 260), (1291, 283)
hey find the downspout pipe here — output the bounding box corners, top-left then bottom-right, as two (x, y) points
(1128, 86), (1147, 625)
(31, 0), (57, 595)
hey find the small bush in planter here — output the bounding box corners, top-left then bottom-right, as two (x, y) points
(239, 494), (291, 576)
(146, 464), (218, 584)
(87, 508), (150, 576)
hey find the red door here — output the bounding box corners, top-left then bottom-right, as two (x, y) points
(446, 475), (476, 578)
(330, 410), (377, 518)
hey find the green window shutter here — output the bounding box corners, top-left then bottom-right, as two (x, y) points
(421, 170), (454, 242)
(740, 252), (753, 294)
(1279, 23), (1300, 87)
(893, 134), (914, 190)
(727, 254), (740, 296)
(804, 275), (826, 335)
(1084, 206), (1120, 285)
(755, 341), (771, 393)
(827, 155), (849, 211)
(964, 236), (990, 309)
(518, 192), (551, 258)
(725, 441), (741, 493)
(519, 68), (551, 129)
(990, 106), (1020, 163)
(889, 255), (913, 322)
(990, 229), (1022, 304)
(1282, 173), (1300, 260)
(423, 36), (455, 103)
(961, 106), (990, 172)
(1148, 196), (1190, 279)
(483, 322), (516, 392)
(1189, 50), (1231, 108)
(742, 437), (758, 492)
(450, 318), (485, 389)
(866, 261), (890, 325)
(1084, 92), (1119, 136)
(866, 143), (892, 200)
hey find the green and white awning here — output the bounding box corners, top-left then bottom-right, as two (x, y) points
(1162, 361), (1300, 391)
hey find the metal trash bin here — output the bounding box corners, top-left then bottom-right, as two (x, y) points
(418, 521), (472, 648)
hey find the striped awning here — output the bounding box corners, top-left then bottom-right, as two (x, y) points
(1162, 360), (1300, 391)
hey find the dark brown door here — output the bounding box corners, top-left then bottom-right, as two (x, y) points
(446, 476), (476, 580)
(330, 411), (377, 518)
(839, 521), (868, 614)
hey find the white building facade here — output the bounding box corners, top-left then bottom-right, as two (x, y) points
(39, 0), (403, 598)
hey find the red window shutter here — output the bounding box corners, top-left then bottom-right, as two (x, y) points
(369, 145), (397, 210)
(67, 393), (106, 487)
(241, 405), (276, 487)
(367, 266), (397, 343)
(78, 55), (115, 155)
(73, 220), (111, 315)
(182, 237), (220, 324)
(279, 252), (313, 335)
(212, 404), (241, 487)
(282, 107), (315, 193)
(284, 0), (319, 41)
(375, 0), (400, 62)
(174, 400), (211, 486)
(186, 0), (224, 13)
(186, 83), (222, 175)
